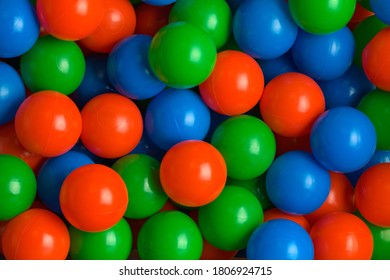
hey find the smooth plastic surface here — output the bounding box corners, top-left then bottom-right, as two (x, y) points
(257, 51), (299, 84)
(266, 151), (331, 215)
(247, 219), (314, 260)
(370, 0), (390, 25)
(160, 140), (226, 207)
(60, 164), (128, 232)
(142, 0), (176, 6)
(135, 3), (172, 36)
(264, 208), (311, 232)
(198, 186), (263, 251)
(15, 90), (82, 157)
(199, 50), (264, 116)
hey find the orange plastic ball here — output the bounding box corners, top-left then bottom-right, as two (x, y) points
(135, 3), (173, 36)
(36, 0), (104, 41)
(356, 163), (390, 227)
(0, 221), (7, 254)
(160, 140), (227, 207)
(260, 72), (325, 137)
(79, 0), (136, 53)
(305, 172), (355, 225)
(15, 90), (82, 157)
(263, 208), (311, 232)
(2, 209), (70, 260)
(60, 164), (128, 232)
(362, 27), (390, 91)
(310, 212), (373, 260)
(200, 238), (238, 260)
(80, 93), (143, 159)
(274, 133), (311, 157)
(199, 50), (264, 116)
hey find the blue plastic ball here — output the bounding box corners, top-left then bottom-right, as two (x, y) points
(37, 151), (94, 215)
(131, 131), (166, 162)
(370, 0), (390, 25)
(108, 35), (166, 100)
(0, 61), (26, 125)
(142, 0), (176, 6)
(233, 0), (298, 59)
(0, 0), (40, 58)
(310, 106), (377, 173)
(292, 26), (355, 81)
(73, 54), (116, 109)
(318, 64), (375, 109)
(145, 88), (211, 151)
(257, 51), (298, 84)
(266, 151), (330, 215)
(247, 219), (314, 260)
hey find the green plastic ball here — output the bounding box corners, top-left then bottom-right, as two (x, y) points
(211, 115), (276, 180)
(148, 22), (217, 89)
(169, 0), (232, 49)
(198, 185), (264, 251)
(112, 154), (168, 219)
(353, 16), (388, 68)
(0, 154), (37, 221)
(288, 0), (356, 34)
(137, 211), (203, 260)
(358, 89), (390, 150)
(69, 218), (132, 260)
(358, 0), (372, 11)
(20, 35), (86, 95)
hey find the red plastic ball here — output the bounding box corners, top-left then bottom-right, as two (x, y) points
(264, 208), (311, 232)
(200, 238), (238, 260)
(79, 0), (136, 53)
(362, 27), (390, 91)
(80, 93), (143, 159)
(15, 90), (82, 157)
(274, 133), (311, 157)
(160, 140), (227, 207)
(199, 50), (264, 116)
(347, 3), (374, 30)
(260, 72), (325, 137)
(2, 209), (70, 260)
(310, 212), (373, 260)
(0, 221), (7, 254)
(36, 0), (105, 41)
(60, 164), (128, 232)
(135, 3), (173, 36)
(305, 172), (356, 225)
(356, 163), (390, 227)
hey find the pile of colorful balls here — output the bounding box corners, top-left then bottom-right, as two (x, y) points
(1, 0), (390, 260)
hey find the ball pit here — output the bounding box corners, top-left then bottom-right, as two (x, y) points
(0, 0), (389, 261)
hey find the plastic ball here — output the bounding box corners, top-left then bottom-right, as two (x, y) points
(257, 51), (299, 84)
(233, 0), (298, 59)
(135, 3), (172, 36)
(264, 208), (311, 232)
(73, 54), (117, 109)
(2, 209), (70, 260)
(20, 36), (86, 95)
(15, 90), (82, 157)
(355, 163), (390, 227)
(198, 185), (263, 251)
(260, 72), (325, 137)
(69, 218), (132, 260)
(0, 221), (7, 254)
(143, 0), (176, 6)
(318, 64), (374, 109)
(137, 211), (202, 260)
(148, 21), (217, 88)
(112, 154), (168, 219)
(358, 89), (390, 150)
(0, 0), (39, 58)
(79, 0), (136, 53)
(247, 219), (314, 260)
(348, 3), (374, 30)
(37, 151), (94, 215)
(288, 0), (356, 34)
(266, 151), (331, 215)
(60, 164), (128, 232)
(199, 50), (264, 116)
(0, 62), (26, 125)
(292, 27), (355, 81)
(370, 0), (390, 25)
(36, 0), (104, 41)
(0, 154), (36, 221)
(211, 115), (275, 180)
(107, 35), (165, 100)
(274, 133), (311, 157)
(130, 131), (166, 162)
(80, 93), (143, 159)
(310, 106), (377, 173)
(169, 0), (232, 49)
(145, 88), (210, 151)
(159, 140), (226, 207)
(305, 172), (356, 225)
(362, 27), (390, 91)
(200, 238), (238, 260)
(310, 212), (373, 260)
